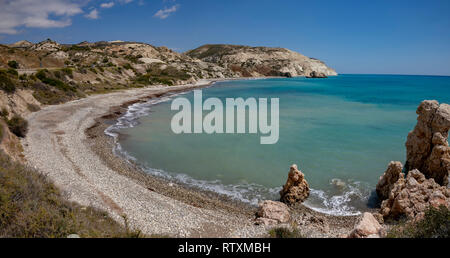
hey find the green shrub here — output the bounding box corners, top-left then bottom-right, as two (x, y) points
(64, 45), (89, 52)
(7, 115), (28, 138)
(19, 74), (27, 81)
(7, 60), (19, 69)
(123, 63), (133, 70)
(41, 77), (75, 92)
(60, 68), (73, 78)
(0, 71), (16, 93)
(6, 69), (18, 78)
(268, 227), (304, 238)
(0, 108), (8, 118)
(35, 70), (75, 92)
(0, 152), (144, 238)
(35, 69), (48, 81)
(387, 206), (450, 238)
(53, 70), (62, 79)
(27, 103), (40, 112)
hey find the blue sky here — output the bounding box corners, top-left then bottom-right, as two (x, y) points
(1, 0), (449, 75)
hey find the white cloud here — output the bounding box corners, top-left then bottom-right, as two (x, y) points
(100, 2), (114, 8)
(154, 4), (179, 19)
(85, 8), (99, 19)
(0, 0), (83, 34)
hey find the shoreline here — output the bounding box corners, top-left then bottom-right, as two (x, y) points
(22, 77), (358, 237)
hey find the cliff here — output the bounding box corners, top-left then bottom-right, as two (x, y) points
(185, 44), (337, 78)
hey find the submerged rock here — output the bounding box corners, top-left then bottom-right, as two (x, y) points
(380, 169), (450, 220)
(280, 164), (310, 204)
(348, 212), (383, 238)
(405, 100), (450, 186)
(255, 200), (290, 225)
(376, 161), (404, 201)
(331, 178), (346, 190)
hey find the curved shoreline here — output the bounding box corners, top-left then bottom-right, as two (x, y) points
(22, 78), (358, 237)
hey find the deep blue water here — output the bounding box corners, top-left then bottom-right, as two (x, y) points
(109, 74), (450, 215)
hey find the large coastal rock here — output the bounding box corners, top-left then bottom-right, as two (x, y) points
(380, 169), (450, 220)
(280, 164), (310, 204)
(348, 212), (383, 238)
(405, 100), (450, 186)
(185, 44), (337, 78)
(255, 200), (290, 225)
(376, 161), (404, 201)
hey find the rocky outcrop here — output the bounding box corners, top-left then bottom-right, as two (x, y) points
(9, 40), (33, 48)
(376, 100), (450, 221)
(255, 200), (290, 225)
(30, 39), (61, 52)
(405, 100), (450, 186)
(380, 169), (450, 220)
(348, 212), (383, 238)
(306, 71), (327, 78)
(280, 164), (310, 204)
(185, 44), (337, 78)
(376, 161), (404, 201)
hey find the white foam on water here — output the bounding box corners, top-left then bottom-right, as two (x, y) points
(305, 181), (371, 216)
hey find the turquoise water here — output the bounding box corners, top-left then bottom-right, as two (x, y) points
(109, 75), (450, 215)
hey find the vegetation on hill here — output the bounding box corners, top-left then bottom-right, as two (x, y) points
(387, 206), (450, 238)
(6, 115), (28, 138)
(0, 69), (18, 93)
(268, 226), (304, 238)
(0, 151), (143, 238)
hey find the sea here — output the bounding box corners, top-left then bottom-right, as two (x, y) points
(105, 74), (450, 216)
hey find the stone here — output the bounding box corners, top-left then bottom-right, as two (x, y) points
(331, 178), (346, 190)
(372, 212), (384, 224)
(255, 200), (290, 225)
(280, 164), (310, 204)
(348, 212), (382, 238)
(405, 100), (450, 186)
(67, 234), (80, 238)
(380, 169), (450, 220)
(376, 161), (404, 201)
(306, 71), (327, 78)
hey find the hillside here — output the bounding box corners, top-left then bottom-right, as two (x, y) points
(185, 44), (337, 78)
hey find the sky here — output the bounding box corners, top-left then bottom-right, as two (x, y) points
(0, 0), (449, 75)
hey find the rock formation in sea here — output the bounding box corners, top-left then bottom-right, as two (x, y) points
(280, 164), (310, 204)
(255, 200), (290, 225)
(405, 100), (450, 186)
(376, 100), (450, 221)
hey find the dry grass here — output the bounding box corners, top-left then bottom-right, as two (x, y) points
(0, 151), (144, 238)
